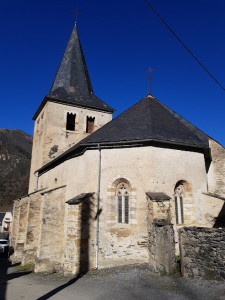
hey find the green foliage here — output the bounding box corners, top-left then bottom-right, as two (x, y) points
(176, 255), (180, 262)
(15, 264), (34, 272)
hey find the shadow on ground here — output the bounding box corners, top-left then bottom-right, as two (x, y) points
(36, 272), (86, 300)
(0, 256), (32, 300)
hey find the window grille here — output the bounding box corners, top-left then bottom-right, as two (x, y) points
(175, 196), (179, 224)
(118, 192), (122, 223)
(124, 193), (129, 224)
(180, 196), (184, 224)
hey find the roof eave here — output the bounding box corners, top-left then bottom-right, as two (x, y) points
(36, 138), (210, 176)
(32, 96), (115, 121)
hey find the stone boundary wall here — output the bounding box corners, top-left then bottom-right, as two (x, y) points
(147, 197), (176, 274)
(179, 227), (225, 280)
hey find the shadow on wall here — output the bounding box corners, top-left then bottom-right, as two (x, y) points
(79, 197), (91, 274)
(79, 195), (101, 273)
(213, 203), (225, 228)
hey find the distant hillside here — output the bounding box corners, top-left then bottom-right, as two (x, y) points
(0, 129), (32, 211)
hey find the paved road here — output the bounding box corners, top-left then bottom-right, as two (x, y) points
(0, 256), (225, 300)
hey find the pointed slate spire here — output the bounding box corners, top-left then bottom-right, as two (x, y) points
(49, 23), (93, 99)
(47, 24), (114, 113)
(33, 24), (114, 120)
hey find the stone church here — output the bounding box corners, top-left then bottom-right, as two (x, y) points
(10, 23), (225, 276)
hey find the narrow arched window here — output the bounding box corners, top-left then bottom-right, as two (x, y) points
(175, 182), (185, 224)
(124, 191), (129, 224)
(118, 191), (122, 223)
(117, 183), (129, 224)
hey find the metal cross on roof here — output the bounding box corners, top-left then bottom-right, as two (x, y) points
(72, 8), (80, 25)
(147, 68), (154, 95)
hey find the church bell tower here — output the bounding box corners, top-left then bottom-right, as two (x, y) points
(29, 23), (114, 192)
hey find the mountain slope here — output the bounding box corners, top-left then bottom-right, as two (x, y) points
(0, 129), (32, 211)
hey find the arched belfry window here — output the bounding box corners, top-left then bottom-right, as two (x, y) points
(174, 181), (187, 224)
(86, 116), (95, 133)
(117, 183), (129, 224)
(66, 113), (76, 131)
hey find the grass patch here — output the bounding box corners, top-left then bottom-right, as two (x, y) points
(15, 264), (34, 272)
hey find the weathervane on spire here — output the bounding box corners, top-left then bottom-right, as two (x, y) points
(72, 8), (80, 25)
(147, 68), (153, 95)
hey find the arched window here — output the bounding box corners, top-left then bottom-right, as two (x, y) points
(174, 181), (187, 224)
(117, 183), (129, 224)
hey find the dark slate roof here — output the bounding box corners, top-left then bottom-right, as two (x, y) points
(81, 95), (209, 148)
(37, 94), (210, 175)
(146, 192), (171, 201)
(33, 24), (114, 120)
(66, 192), (95, 205)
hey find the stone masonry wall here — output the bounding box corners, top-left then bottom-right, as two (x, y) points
(10, 200), (20, 249)
(179, 227), (225, 280)
(208, 139), (225, 197)
(147, 198), (176, 273)
(11, 197), (29, 263)
(22, 192), (42, 266)
(64, 196), (96, 276)
(63, 204), (81, 276)
(29, 102), (112, 193)
(35, 186), (66, 273)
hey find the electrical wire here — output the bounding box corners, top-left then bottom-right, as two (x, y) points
(144, 0), (225, 91)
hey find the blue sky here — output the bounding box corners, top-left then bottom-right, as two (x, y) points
(1, 0), (225, 146)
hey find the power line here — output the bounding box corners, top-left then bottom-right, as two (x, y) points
(144, 0), (225, 91)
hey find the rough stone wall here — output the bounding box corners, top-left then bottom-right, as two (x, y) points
(208, 139), (225, 196)
(198, 139), (225, 228)
(35, 186), (66, 273)
(11, 197), (29, 263)
(179, 227), (225, 280)
(29, 102), (112, 193)
(21, 192), (42, 265)
(64, 197), (96, 276)
(147, 198), (176, 273)
(152, 200), (171, 223)
(63, 204), (81, 276)
(200, 194), (225, 227)
(10, 200), (20, 249)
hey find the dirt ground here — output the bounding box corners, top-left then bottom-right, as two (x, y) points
(0, 256), (225, 300)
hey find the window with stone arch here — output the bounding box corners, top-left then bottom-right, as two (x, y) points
(106, 177), (136, 227)
(116, 182), (129, 224)
(174, 180), (191, 225)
